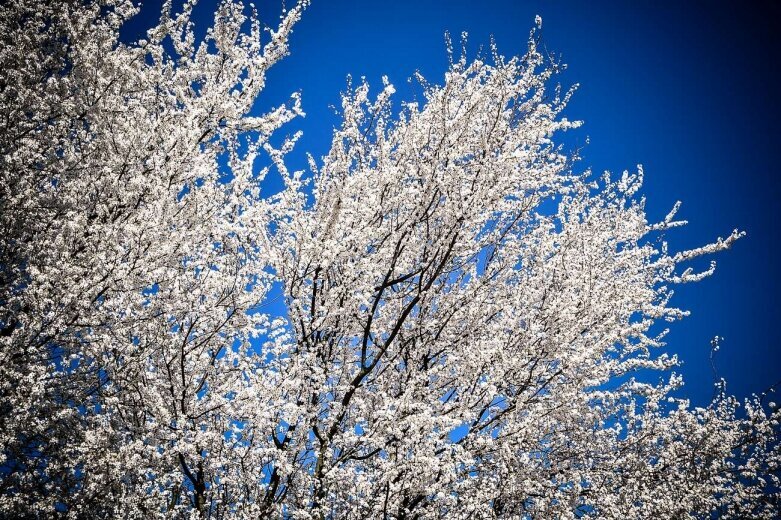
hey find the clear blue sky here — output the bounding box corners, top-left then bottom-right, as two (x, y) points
(124, 0), (781, 406)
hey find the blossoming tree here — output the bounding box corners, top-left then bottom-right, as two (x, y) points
(0, 0), (778, 518)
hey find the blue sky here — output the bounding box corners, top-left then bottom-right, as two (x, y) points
(124, 0), (780, 406)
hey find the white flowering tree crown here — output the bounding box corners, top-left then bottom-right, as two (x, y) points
(0, 1), (778, 518)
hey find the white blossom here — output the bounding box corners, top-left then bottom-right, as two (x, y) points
(0, 2), (778, 518)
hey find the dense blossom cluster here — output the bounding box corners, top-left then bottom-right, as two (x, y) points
(0, 1), (778, 518)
